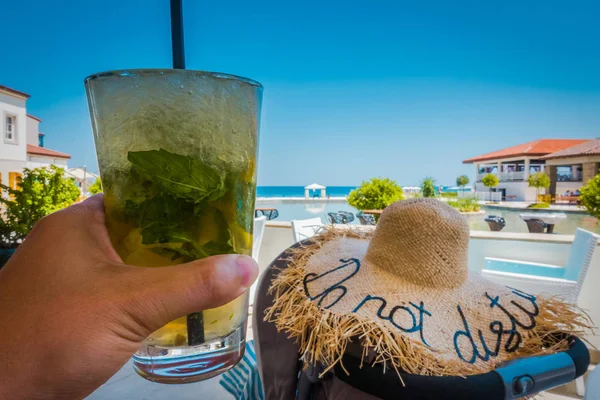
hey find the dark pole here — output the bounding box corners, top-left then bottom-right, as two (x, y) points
(170, 0), (186, 69)
(170, 0), (202, 345)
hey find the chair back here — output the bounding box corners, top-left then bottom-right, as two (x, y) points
(563, 228), (599, 283)
(358, 214), (376, 226)
(252, 216), (267, 261)
(584, 362), (600, 399)
(291, 217), (323, 243)
(338, 211), (355, 224)
(327, 212), (344, 224)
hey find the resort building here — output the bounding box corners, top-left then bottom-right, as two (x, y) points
(0, 84), (70, 189)
(463, 139), (589, 201)
(542, 139), (600, 198)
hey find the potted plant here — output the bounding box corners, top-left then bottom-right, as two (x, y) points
(348, 177), (404, 219)
(527, 172), (551, 208)
(481, 173), (500, 203)
(0, 166), (80, 267)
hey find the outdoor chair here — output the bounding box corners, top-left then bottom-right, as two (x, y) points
(524, 218), (548, 233)
(483, 215), (505, 232)
(338, 211), (355, 224)
(291, 217), (323, 243)
(357, 214), (376, 226)
(252, 216), (267, 261)
(255, 209), (279, 221)
(327, 212), (344, 224)
(481, 228), (599, 397)
(482, 228), (599, 303)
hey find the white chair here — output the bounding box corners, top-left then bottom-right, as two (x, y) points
(252, 216), (267, 261)
(481, 228), (599, 303)
(249, 216), (267, 308)
(291, 217), (323, 243)
(584, 364), (599, 399)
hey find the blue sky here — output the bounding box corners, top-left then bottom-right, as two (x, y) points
(1, 0), (599, 186)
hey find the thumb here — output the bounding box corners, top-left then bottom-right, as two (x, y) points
(120, 254), (258, 335)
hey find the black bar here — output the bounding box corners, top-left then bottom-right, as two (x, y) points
(170, 0), (186, 69)
(187, 312), (205, 345)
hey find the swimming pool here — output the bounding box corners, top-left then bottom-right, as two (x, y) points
(483, 258), (566, 278)
(256, 200), (599, 235)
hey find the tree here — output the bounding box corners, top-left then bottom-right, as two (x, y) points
(527, 172), (551, 203)
(89, 178), (103, 194)
(456, 175), (470, 192)
(528, 172), (551, 201)
(481, 173), (500, 202)
(421, 177), (436, 198)
(580, 174), (600, 220)
(347, 178), (404, 210)
(0, 166), (80, 247)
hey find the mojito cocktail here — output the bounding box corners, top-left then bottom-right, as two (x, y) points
(85, 69), (262, 383)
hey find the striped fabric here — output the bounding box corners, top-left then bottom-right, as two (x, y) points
(219, 340), (264, 400)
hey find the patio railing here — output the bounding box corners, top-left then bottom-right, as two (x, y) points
(477, 171), (525, 181)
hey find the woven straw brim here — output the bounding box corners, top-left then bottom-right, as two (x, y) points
(265, 229), (591, 378)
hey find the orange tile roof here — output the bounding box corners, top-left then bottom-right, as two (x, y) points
(542, 138), (600, 159)
(27, 114), (42, 122)
(463, 139), (590, 164)
(27, 144), (71, 159)
(0, 84), (30, 99)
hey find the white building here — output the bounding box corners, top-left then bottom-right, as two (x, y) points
(463, 139), (589, 201)
(0, 84), (70, 189)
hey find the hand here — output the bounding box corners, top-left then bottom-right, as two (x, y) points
(0, 195), (258, 400)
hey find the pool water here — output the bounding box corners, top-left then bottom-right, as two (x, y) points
(484, 259), (566, 278)
(257, 201), (360, 224)
(256, 200), (599, 235)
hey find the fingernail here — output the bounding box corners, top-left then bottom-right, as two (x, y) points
(235, 255), (258, 288)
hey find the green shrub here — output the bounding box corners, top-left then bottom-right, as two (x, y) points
(348, 178), (404, 210)
(527, 172), (551, 203)
(447, 197), (481, 212)
(421, 177), (436, 198)
(580, 174), (600, 219)
(440, 192), (458, 198)
(0, 166), (80, 247)
(88, 178), (102, 194)
(527, 202), (550, 209)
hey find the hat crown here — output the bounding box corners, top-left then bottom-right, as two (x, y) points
(364, 198), (469, 288)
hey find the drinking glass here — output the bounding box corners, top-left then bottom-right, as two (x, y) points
(85, 69), (262, 383)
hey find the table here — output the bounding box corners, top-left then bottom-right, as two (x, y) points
(519, 213), (567, 234)
(556, 196), (580, 205)
(361, 210), (383, 215)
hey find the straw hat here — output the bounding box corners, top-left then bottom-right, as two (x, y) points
(266, 198), (589, 377)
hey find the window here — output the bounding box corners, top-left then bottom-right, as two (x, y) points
(5, 114), (17, 142)
(8, 172), (22, 190)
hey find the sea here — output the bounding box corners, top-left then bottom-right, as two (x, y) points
(256, 185), (455, 198)
(257, 186), (356, 198)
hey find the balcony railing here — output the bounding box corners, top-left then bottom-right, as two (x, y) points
(477, 171), (525, 181)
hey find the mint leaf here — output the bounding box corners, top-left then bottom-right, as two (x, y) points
(138, 194), (195, 245)
(177, 241), (234, 260)
(151, 241), (234, 262)
(127, 149), (226, 203)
